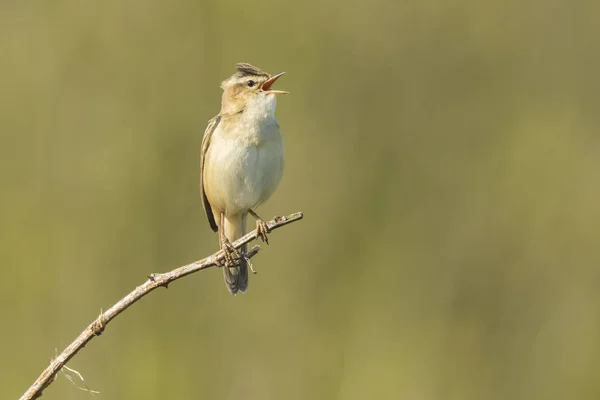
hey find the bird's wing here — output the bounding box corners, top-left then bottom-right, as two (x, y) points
(200, 114), (221, 232)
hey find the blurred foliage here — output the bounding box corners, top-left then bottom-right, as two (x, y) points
(2, 0), (600, 399)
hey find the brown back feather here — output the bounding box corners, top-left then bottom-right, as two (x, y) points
(200, 115), (221, 232)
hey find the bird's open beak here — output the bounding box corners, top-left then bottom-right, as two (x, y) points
(261, 72), (289, 94)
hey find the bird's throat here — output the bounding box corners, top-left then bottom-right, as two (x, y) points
(243, 94), (277, 124)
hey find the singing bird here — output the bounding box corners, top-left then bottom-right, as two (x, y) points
(200, 63), (288, 295)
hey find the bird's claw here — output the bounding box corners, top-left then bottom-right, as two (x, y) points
(220, 238), (241, 268)
(256, 219), (271, 244)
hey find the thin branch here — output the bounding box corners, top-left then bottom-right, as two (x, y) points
(19, 212), (303, 400)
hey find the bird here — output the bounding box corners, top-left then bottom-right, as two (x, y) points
(200, 63), (288, 295)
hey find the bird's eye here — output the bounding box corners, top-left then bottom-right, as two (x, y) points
(247, 80), (256, 87)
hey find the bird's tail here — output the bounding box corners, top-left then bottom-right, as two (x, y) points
(222, 213), (248, 295)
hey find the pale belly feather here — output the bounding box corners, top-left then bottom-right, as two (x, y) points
(204, 127), (284, 216)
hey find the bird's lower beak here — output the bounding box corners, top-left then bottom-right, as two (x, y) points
(261, 72), (289, 94)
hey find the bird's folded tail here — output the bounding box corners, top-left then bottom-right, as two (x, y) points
(222, 213), (248, 295)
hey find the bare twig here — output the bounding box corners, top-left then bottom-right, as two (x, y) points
(60, 364), (100, 395)
(18, 212), (303, 400)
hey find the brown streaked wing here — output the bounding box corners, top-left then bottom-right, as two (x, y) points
(200, 114), (221, 232)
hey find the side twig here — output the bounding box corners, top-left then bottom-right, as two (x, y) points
(19, 212), (303, 400)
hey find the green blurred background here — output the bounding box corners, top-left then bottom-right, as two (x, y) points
(2, 1), (600, 399)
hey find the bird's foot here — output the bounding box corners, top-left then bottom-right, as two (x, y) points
(256, 219), (271, 245)
(220, 237), (241, 268)
(249, 209), (271, 244)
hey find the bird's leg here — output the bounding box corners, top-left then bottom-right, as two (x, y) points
(249, 209), (270, 245)
(219, 212), (240, 267)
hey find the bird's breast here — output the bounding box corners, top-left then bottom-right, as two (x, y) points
(204, 120), (284, 215)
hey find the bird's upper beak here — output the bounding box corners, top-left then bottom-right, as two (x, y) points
(261, 72), (289, 94)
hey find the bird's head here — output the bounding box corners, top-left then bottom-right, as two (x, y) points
(220, 63), (288, 115)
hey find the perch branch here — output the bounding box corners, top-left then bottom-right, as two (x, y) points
(18, 212), (303, 400)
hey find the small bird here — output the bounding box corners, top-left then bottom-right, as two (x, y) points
(200, 63), (288, 295)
